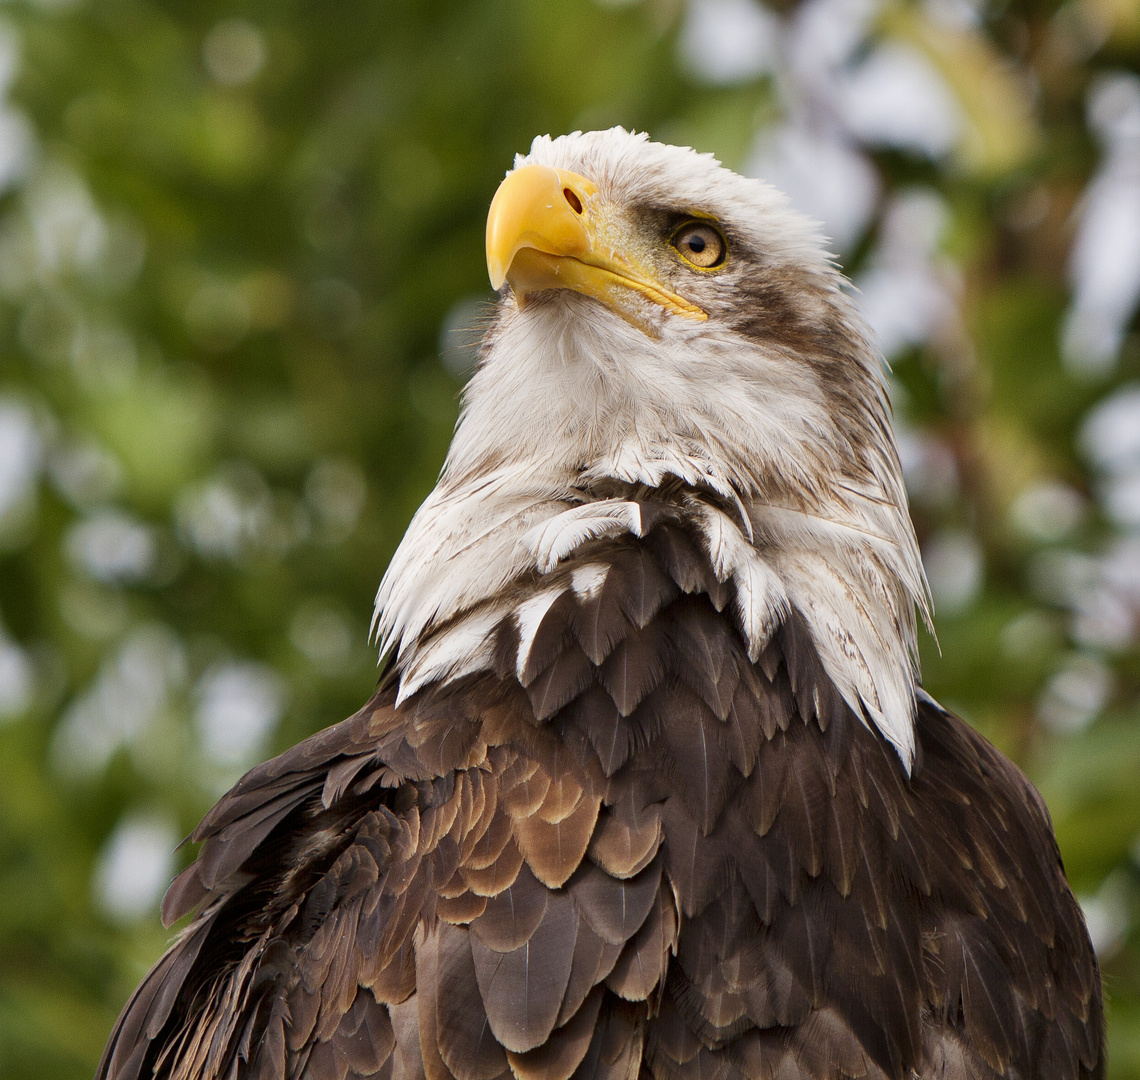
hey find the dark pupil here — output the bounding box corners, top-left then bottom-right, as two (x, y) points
(687, 234), (707, 253)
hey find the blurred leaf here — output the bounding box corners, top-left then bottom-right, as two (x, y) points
(883, 2), (1041, 176)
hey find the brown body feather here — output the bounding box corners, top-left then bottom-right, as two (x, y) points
(96, 508), (1103, 1080)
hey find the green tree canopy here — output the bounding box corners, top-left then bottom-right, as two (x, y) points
(0, 0), (1137, 1076)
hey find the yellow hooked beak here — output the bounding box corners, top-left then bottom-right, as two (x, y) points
(485, 164), (707, 333)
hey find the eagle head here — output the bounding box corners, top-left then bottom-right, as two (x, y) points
(376, 128), (930, 769)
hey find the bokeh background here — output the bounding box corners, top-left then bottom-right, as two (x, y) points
(0, 0), (1138, 1075)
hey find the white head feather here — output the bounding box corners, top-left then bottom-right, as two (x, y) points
(374, 128), (930, 769)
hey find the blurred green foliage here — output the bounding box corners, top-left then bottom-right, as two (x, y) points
(0, 0), (1137, 1077)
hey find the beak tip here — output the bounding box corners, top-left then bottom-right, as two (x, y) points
(485, 164), (596, 301)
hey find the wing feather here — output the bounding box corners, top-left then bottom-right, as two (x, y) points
(96, 515), (1102, 1080)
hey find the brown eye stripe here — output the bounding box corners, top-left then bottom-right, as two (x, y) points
(672, 222), (727, 269)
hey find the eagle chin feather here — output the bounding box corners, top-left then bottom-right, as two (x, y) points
(97, 128), (1103, 1080)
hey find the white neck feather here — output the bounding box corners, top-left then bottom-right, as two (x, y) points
(374, 293), (929, 771)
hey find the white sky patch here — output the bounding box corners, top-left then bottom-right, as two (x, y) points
(856, 188), (954, 358)
(1100, 538), (1140, 606)
(0, 107), (33, 193)
(1080, 382), (1140, 474)
(743, 0), (966, 259)
(48, 438), (123, 507)
(895, 423), (959, 509)
(879, 186), (950, 260)
(1070, 582), (1134, 652)
(840, 43), (962, 158)
(203, 19), (266, 87)
(176, 469), (272, 560)
(1037, 652), (1114, 734)
(1100, 472), (1140, 530)
(923, 0), (982, 29)
(52, 624), (186, 776)
(677, 0), (780, 85)
(26, 164), (107, 278)
(922, 528), (983, 616)
(747, 125), (879, 252)
(786, 0), (881, 83)
(1080, 383), (1140, 531)
(195, 660), (285, 770)
(1068, 536), (1136, 653)
(859, 262), (950, 357)
(1062, 72), (1140, 377)
(93, 812), (179, 923)
(0, 617), (33, 722)
(1023, 544), (1135, 653)
(1080, 870), (1131, 960)
(0, 25), (33, 192)
(1009, 480), (1086, 544)
(64, 509), (156, 583)
(0, 396), (43, 523)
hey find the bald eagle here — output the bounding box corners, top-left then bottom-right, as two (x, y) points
(98, 129), (1103, 1080)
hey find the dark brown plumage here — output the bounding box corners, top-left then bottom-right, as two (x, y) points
(97, 508), (1102, 1080)
(96, 128), (1103, 1080)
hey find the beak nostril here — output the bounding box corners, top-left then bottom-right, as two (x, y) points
(563, 188), (583, 215)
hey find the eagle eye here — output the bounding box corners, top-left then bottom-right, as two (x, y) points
(672, 221), (727, 269)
